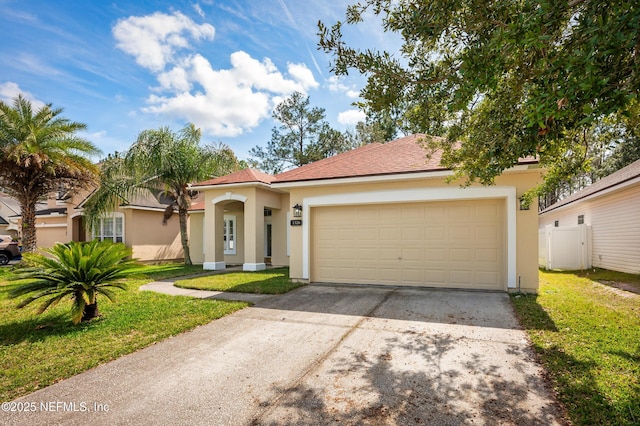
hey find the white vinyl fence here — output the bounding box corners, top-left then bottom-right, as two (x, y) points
(539, 224), (592, 270)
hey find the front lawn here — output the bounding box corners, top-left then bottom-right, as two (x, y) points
(0, 263), (247, 402)
(174, 267), (303, 294)
(511, 269), (640, 426)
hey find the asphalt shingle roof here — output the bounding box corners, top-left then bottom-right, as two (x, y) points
(193, 168), (276, 187)
(541, 158), (640, 213)
(273, 134), (445, 183)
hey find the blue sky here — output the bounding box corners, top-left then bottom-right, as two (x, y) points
(0, 0), (395, 161)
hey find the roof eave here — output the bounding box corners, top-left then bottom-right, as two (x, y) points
(271, 169), (455, 189)
(540, 174), (640, 214)
(189, 181), (282, 192)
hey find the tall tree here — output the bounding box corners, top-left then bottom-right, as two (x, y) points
(83, 124), (240, 265)
(250, 92), (357, 173)
(0, 95), (100, 252)
(319, 0), (640, 188)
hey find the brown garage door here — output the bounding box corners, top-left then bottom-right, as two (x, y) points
(311, 199), (505, 290)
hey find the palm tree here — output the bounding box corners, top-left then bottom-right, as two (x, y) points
(0, 95), (100, 252)
(84, 124), (240, 265)
(9, 240), (137, 323)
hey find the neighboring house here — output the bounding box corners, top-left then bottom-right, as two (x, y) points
(190, 134), (542, 292)
(0, 194), (22, 237)
(6, 188), (184, 262)
(539, 158), (640, 274)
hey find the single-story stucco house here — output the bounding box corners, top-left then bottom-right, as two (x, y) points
(539, 158), (640, 274)
(6, 188), (184, 262)
(189, 134), (542, 292)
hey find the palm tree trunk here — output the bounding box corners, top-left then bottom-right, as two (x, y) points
(82, 302), (100, 322)
(21, 198), (38, 253)
(178, 207), (192, 265)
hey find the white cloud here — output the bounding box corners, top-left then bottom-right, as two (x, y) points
(192, 3), (205, 18)
(326, 76), (359, 99)
(143, 53), (318, 137)
(115, 11), (319, 138)
(81, 130), (107, 140)
(0, 82), (46, 109)
(346, 89), (360, 99)
(113, 11), (214, 72)
(288, 63), (319, 89)
(337, 109), (366, 125)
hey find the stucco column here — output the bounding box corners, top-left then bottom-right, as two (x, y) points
(203, 203), (226, 270)
(243, 195), (265, 271)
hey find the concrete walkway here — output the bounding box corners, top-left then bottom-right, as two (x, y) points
(4, 285), (566, 426)
(139, 270), (274, 304)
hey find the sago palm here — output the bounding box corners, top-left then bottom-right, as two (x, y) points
(0, 95), (100, 252)
(9, 240), (138, 324)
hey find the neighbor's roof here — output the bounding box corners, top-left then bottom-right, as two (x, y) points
(541, 158), (640, 214)
(192, 168), (276, 187)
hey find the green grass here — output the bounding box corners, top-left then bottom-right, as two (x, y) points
(175, 267), (304, 294)
(511, 269), (640, 426)
(0, 263), (247, 402)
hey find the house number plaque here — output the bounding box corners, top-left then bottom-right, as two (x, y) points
(290, 220), (302, 226)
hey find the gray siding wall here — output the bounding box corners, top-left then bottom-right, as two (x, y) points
(539, 183), (640, 274)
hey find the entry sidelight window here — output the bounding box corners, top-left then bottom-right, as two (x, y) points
(224, 215), (236, 255)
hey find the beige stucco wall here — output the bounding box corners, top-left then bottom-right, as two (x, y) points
(124, 208), (183, 261)
(34, 216), (68, 249)
(539, 183), (640, 274)
(201, 186), (289, 268)
(189, 212), (205, 264)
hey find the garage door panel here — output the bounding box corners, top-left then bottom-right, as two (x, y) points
(476, 248), (498, 262)
(477, 271), (500, 287)
(401, 248), (422, 261)
(476, 225), (500, 241)
(357, 248), (378, 261)
(312, 200), (504, 289)
(450, 248), (471, 261)
(450, 270), (473, 285)
(379, 247), (400, 259)
(401, 226), (424, 240)
(378, 227), (398, 241)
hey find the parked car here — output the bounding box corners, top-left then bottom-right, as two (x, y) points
(0, 235), (21, 265)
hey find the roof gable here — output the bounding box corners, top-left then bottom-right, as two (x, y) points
(193, 168), (275, 187)
(541, 158), (640, 213)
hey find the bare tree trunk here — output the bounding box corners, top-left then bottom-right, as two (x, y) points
(20, 198), (38, 253)
(178, 207), (192, 265)
(82, 302), (100, 322)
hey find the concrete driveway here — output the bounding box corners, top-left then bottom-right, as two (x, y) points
(4, 285), (565, 425)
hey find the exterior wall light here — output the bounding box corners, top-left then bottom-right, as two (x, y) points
(292, 203), (303, 218)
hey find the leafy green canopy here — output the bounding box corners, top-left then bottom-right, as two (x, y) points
(319, 0), (640, 187)
(83, 124), (240, 265)
(9, 240), (137, 324)
(0, 95), (100, 252)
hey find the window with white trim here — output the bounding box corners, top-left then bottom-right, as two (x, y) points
(94, 213), (124, 243)
(224, 215), (236, 255)
(578, 215), (584, 225)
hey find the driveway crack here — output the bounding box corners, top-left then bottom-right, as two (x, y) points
(248, 287), (398, 425)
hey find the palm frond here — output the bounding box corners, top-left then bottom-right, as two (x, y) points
(8, 240), (135, 324)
